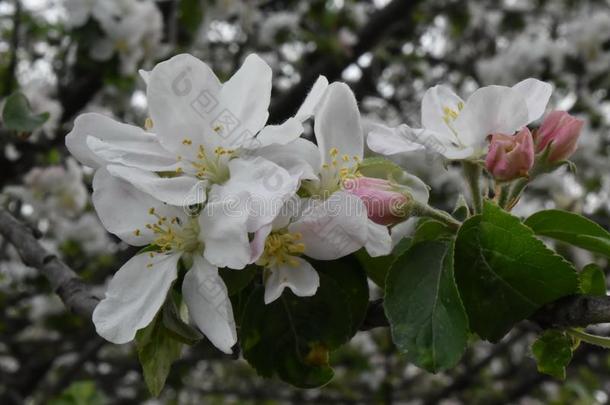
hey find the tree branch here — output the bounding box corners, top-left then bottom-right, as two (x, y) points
(0, 208), (99, 319)
(361, 295), (610, 331)
(1, 205), (609, 334)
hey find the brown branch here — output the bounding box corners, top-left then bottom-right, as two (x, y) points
(361, 295), (610, 331)
(0, 208), (99, 319)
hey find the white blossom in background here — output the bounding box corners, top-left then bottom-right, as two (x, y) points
(21, 80), (63, 139)
(54, 213), (113, 256)
(477, 29), (566, 85)
(4, 158), (88, 219)
(63, 0), (165, 74)
(563, 10), (610, 75)
(258, 11), (299, 46)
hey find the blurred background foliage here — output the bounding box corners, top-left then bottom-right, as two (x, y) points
(0, 0), (609, 403)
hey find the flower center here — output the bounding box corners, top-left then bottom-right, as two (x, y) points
(176, 140), (233, 184)
(303, 147), (361, 198)
(135, 208), (201, 254)
(442, 101), (466, 146)
(256, 231), (306, 268)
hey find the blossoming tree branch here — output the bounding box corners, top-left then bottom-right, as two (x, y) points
(2, 52), (610, 395)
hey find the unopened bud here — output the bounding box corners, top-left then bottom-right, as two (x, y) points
(342, 177), (412, 225)
(485, 128), (534, 182)
(536, 110), (584, 163)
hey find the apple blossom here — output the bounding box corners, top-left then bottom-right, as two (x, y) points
(90, 168), (236, 353)
(486, 128), (535, 182)
(536, 110), (584, 163)
(66, 54), (300, 270)
(367, 78), (552, 160)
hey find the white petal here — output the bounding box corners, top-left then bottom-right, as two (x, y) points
(66, 113), (162, 169)
(264, 257), (320, 304)
(92, 252), (180, 344)
(421, 85), (465, 141)
(295, 75), (329, 121)
(92, 168), (186, 246)
(182, 255), (237, 354)
(219, 54), (272, 140)
(366, 123), (425, 155)
(200, 196), (251, 269)
(454, 85), (529, 150)
(86, 136), (179, 172)
(147, 54), (222, 158)
(250, 224), (272, 263)
(511, 78), (552, 122)
(288, 191), (368, 260)
(139, 69), (150, 85)
(254, 117), (304, 148)
(107, 165), (206, 206)
(314, 82), (363, 164)
(364, 220), (392, 257)
(209, 157), (298, 232)
(398, 171), (430, 204)
(252, 138), (321, 180)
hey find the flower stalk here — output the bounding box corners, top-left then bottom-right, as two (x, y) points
(463, 161), (483, 214)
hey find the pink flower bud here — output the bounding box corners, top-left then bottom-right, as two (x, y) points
(342, 177), (410, 226)
(536, 111), (584, 163)
(485, 128), (535, 182)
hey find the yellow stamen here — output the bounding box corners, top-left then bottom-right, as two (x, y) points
(257, 231), (306, 269)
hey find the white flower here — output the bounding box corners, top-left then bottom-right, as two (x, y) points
(367, 78), (552, 160)
(90, 0), (165, 74)
(66, 54), (300, 270)
(247, 81), (428, 304)
(90, 168), (236, 353)
(250, 190), (390, 304)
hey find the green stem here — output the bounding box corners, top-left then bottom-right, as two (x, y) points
(462, 161), (483, 214)
(497, 184), (511, 208)
(412, 201), (461, 231)
(567, 328), (610, 349)
(506, 178), (529, 210)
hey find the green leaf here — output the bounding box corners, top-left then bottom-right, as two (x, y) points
(532, 330), (574, 380)
(161, 292), (203, 345)
(524, 210), (610, 257)
(219, 264), (258, 296)
(312, 254), (369, 335)
(355, 237), (411, 289)
(2, 91), (50, 133)
(49, 381), (106, 405)
(357, 156), (404, 179)
(385, 240), (468, 372)
(454, 201), (578, 342)
(452, 194), (470, 221)
(411, 218), (453, 245)
(579, 264), (607, 296)
(240, 273), (352, 388)
(136, 315), (183, 397)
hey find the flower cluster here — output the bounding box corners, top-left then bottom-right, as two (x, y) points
(67, 54), (428, 352)
(68, 53), (584, 354)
